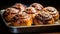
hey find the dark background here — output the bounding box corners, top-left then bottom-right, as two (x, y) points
(0, 0), (60, 33)
(0, 0), (60, 10)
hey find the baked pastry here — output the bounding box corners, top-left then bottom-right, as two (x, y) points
(3, 3), (59, 26)
(34, 11), (54, 25)
(3, 7), (32, 26)
(30, 3), (44, 11)
(43, 7), (59, 21)
(25, 7), (40, 19)
(3, 8), (19, 21)
(12, 3), (26, 12)
(11, 12), (33, 26)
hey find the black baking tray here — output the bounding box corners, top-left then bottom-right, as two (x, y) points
(0, 0), (60, 33)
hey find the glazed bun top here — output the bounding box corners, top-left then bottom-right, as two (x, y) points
(3, 8), (19, 21)
(25, 7), (37, 14)
(30, 3), (43, 10)
(36, 11), (52, 20)
(43, 7), (58, 15)
(3, 8), (19, 18)
(18, 12), (31, 19)
(5, 8), (19, 14)
(11, 12), (31, 22)
(12, 3), (26, 12)
(3, 7), (31, 23)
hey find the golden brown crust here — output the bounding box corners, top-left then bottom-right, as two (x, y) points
(34, 11), (54, 25)
(13, 17), (32, 26)
(25, 7), (37, 14)
(37, 11), (52, 20)
(25, 7), (40, 19)
(34, 17), (54, 25)
(53, 12), (59, 20)
(3, 8), (19, 21)
(34, 18), (43, 25)
(3, 7), (33, 26)
(30, 3), (44, 11)
(12, 3), (26, 12)
(12, 12), (32, 26)
(43, 7), (59, 20)
(7, 12), (33, 26)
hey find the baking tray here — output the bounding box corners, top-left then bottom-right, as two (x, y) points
(0, 9), (60, 33)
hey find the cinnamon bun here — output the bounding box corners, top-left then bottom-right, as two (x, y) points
(30, 3), (44, 11)
(11, 12), (32, 26)
(25, 7), (40, 19)
(43, 7), (59, 21)
(12, 3), (26, 12)
(3, 8), (19, 21)
(34, 11), (54, 25)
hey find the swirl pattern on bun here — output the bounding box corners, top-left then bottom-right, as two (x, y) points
(34, 11), (54, 25)
(3, 8), (19, 21)
(30, 3), (44, 11)
(43, 7), (59, 21)
(11, 12), (33, 26)
(12, 3), (26, 12)
(25, 7), (40, 19)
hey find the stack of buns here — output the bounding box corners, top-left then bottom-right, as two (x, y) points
(3, 3), (59, 26)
